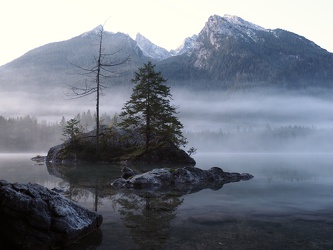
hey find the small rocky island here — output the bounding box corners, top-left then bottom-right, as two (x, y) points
(0, 180), (103, 249)
(48, 62), (196, 166)
(46, 126), (196, 166)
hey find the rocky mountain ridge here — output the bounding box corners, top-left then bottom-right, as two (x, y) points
(158, 14), (333, 88)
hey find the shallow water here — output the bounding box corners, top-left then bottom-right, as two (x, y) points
(0, 153), (333, 249)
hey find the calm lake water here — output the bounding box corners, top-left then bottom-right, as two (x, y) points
(1, 152), (333, 249)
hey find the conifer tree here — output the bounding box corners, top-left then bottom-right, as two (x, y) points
(62, 118), (82, 143)
(120, 62), (187, 151)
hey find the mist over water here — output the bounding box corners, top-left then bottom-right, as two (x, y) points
(173, 88), (333, 153)
(2, 85), (333, 128)
(172, 88), (333, 131)
(2, 85), (333, 153)
(0, 87), (131, 122)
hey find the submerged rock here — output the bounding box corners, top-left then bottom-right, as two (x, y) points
(112, 166), (253, 193)
(31, 155), (47, 163)
(0, 180), (103, 250)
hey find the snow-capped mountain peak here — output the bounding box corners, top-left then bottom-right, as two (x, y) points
(198, 14), (269, 52)
(135, 33), (171, 61)
(223, 14), (266, 31)
(205, 14), (267, 37)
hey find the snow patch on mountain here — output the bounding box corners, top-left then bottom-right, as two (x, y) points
(81, 25), (104, 37)
(223, 14), (267, 32)
(206, 14), (267, 35)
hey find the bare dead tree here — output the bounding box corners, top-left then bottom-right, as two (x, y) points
(65, 25), (130, 149)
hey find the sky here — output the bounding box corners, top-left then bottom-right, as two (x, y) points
(1, 0), (333, 66)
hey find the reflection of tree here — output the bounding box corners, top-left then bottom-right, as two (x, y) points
(47, 162), (186, 248)
(114, 190), (183, 249)
(46, 162), (119, 211)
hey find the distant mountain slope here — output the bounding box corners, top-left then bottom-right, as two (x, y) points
(158, 15), (333, 89)
(0, 27), (149, 92)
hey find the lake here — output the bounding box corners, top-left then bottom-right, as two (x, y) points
(0, 152), (333, 249)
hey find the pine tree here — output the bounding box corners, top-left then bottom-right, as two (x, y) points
(120, 62), (187, 152)
(62, 118), (82, 144)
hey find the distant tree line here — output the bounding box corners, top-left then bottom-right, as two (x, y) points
(0, 111), (114, 152)
(0, 115), (61, 152)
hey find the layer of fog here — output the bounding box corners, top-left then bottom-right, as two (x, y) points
(0, 87), (131, 122)
(172, 89), (333, 132)
(2, 86), (333, 152)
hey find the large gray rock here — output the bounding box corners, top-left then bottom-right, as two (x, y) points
(0, 180), (103, 249)
(112, 166), (253, 193)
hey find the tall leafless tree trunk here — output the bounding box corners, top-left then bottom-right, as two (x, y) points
(65, 25), (130, 149)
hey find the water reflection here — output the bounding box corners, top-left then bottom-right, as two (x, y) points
(263, 167), (316, 182)
(46, 161), (248, 249)
(46, 162), (239, 211)
(2, 153), (333, 249)
(114, 190), (183, 249)
(46, 162), (120, 211)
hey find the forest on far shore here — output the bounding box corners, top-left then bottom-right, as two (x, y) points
(1, 112), (333, 153)
(0, 111), (114, 152)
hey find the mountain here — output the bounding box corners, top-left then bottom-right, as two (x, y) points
(1, 15), (333, 93)
(135, 33), (171, 60)
(0, 27), (149, 93)
(158, 14), (333, 89)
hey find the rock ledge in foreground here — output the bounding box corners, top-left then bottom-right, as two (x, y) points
(0, 180), (103, 250)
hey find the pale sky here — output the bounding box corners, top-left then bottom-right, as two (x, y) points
(1, 0), (333, 66)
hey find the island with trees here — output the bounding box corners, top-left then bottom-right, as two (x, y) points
(47, 62), (195, 166)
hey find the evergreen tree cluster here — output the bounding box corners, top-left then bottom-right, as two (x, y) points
(73, 110), (113, 131)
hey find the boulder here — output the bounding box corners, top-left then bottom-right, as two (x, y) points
(112, 166), (253, 193)
(0, 180), (103, 250)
